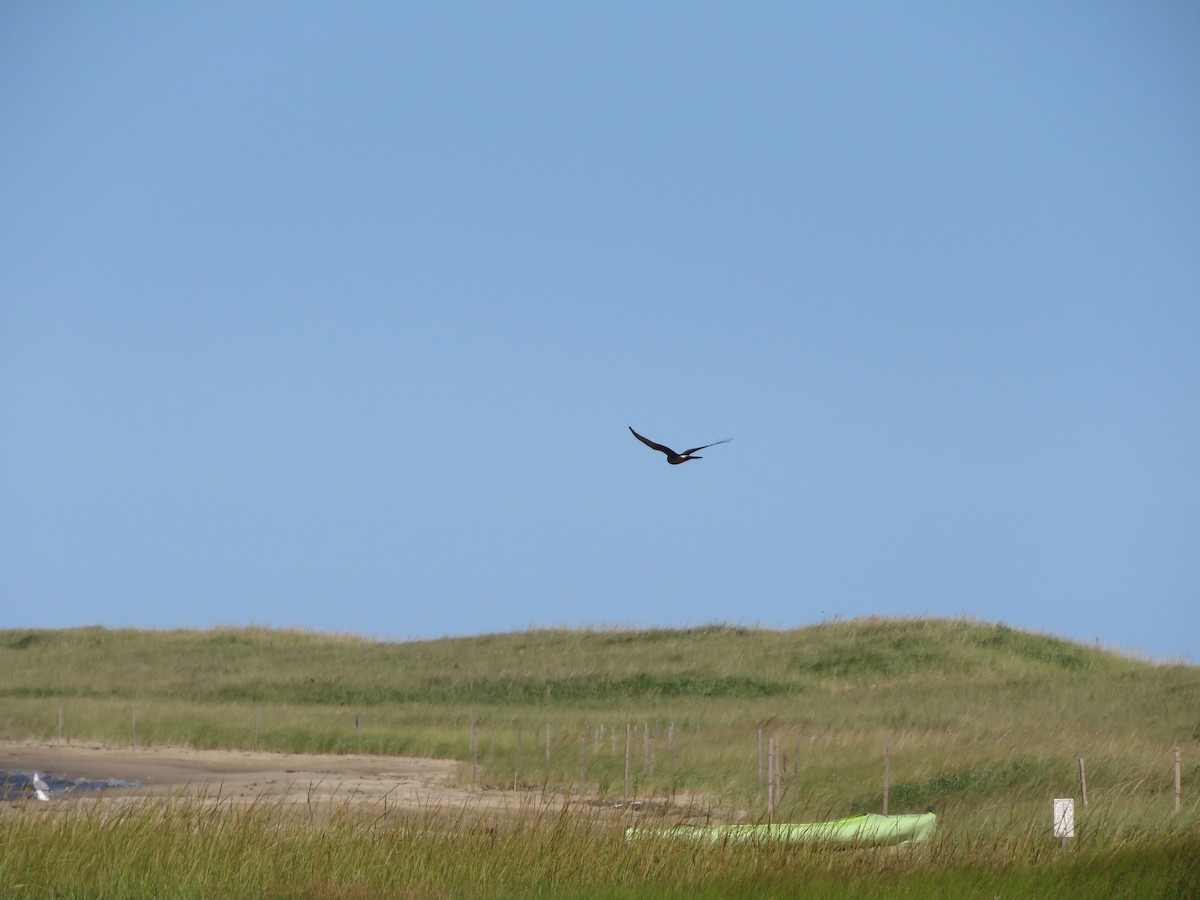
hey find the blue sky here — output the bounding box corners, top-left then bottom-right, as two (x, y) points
(2, 3), (1197, 660)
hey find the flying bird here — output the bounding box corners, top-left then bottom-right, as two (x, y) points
(628, 426), (730, 465)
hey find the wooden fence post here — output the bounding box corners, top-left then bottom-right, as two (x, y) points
(767, 736), (775, 823)
(758, 728), (764, 784)
(779, 746), (787, 804)
(882, 745), (890, 815)
(624, 723), (631, 804)
(470, 718), (478, 786)
(1078, 757), (1088, 806)
(514, 725), (521, 790)
(1175, 747), (1182, 812)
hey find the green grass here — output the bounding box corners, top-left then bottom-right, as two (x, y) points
(2, 616), (1198, 897)
(2, 793), (1198, 898)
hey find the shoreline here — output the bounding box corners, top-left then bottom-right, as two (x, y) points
(0, 739), (468, 808)
(0, 740), (706, 820)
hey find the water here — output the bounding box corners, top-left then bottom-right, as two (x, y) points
(1, 769), (140, 801)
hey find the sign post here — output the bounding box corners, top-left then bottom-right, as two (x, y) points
(1053, 798), (1075, 848)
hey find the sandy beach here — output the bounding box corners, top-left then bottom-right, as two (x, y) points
(1, 740), (705, 825)
(1, 740), (479, 809)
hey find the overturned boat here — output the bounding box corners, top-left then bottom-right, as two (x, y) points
(626, 811), (936, 846)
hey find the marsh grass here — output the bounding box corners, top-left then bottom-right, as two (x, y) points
(2, 791), (1198, 898)
(2, 617), (1198, 896)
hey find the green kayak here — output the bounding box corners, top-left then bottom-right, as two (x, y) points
(626, 812), (936, 846)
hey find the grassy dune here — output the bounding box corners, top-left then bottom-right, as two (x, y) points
(2, 617), (1198, 897)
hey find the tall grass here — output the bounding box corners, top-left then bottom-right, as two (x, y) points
(2, 791), (1198, 898)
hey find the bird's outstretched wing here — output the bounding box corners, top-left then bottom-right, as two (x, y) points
(628, 426), (677, 456)
(681, 439), (731, 456)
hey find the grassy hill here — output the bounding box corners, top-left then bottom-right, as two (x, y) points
(2, 617), (1196, 815)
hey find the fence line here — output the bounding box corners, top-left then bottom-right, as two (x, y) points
(28, 706), (1192, 815)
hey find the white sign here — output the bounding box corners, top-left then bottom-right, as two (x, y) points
(1052, 798), (1075, 839)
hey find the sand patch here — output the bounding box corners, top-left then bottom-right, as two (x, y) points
(1, 740), (708, 824)
(1, 740), (483, 809)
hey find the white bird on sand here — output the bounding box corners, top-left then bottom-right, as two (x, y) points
(32, 772), (51, 801)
